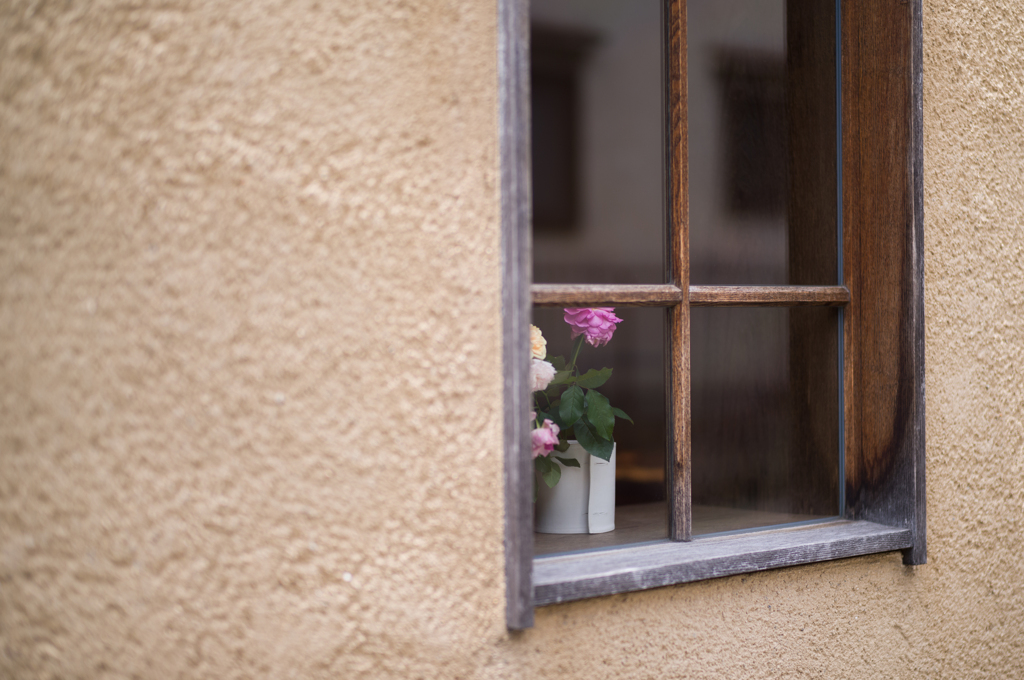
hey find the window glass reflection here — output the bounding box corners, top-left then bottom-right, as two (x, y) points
(688, 0), (838, 285)
(691, 306), (840, 535)
(531, 0), (664, 284)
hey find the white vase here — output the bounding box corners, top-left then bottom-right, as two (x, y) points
(535, 441), (616, 534)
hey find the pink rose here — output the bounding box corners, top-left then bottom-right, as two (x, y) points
(531, 419), (560, 459)
(563, 308), (623, 347)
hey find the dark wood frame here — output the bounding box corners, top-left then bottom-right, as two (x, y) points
(502, 0), (925, 629)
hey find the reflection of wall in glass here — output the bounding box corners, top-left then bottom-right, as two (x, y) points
(531, 0), (664, 285)
(531, 25), (597, 234)
(691, 306), (840, 535)
(688, 0), (837, 285)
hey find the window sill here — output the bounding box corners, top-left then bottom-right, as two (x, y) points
(533, 519), (913, 606)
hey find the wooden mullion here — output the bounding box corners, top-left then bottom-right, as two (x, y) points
(666, 0), (691, 542)
(532, 284), (850, 307)
(690, 285), (850, 307)
(532, 284), (683, 307)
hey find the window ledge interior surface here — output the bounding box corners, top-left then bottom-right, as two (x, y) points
(533, 520), (913, 606)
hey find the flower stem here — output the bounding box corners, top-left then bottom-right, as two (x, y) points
(568, 335), (585, 378)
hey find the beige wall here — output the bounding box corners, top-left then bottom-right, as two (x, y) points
(1, 0), (1021, 678)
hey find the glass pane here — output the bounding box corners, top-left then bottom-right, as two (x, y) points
(530, 0), (665, 284)
(691, 306), (840, 535)
(531, 306), (666, 555)
(688, 0), (838, 284)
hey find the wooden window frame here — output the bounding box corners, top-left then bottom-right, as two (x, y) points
(501, 0), (925, 630)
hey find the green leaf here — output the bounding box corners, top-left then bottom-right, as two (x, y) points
(554, 438), (570, 453)
(541, 402), (565, 430)
(586, 390), (615, 440)
(547, 355), (566, 371)
(554, 456), (581, 468)
(548, 370), (574, 386)
(576, 367), (613, 389)
(534, 456), (561, 488)
(611, 407), (634, 424)
(559, 386), (585, 425)
(574, 418), (614, 461)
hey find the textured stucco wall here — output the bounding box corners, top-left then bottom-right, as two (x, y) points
(0, 1), (506, 676)
(1, 1), (1022, 678)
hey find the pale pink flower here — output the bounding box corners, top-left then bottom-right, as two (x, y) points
(563, 308), (623, 347)
(530, 359), (556, 392)
(531, 419), (560, 459)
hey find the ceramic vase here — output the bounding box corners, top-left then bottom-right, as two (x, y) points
(535, 441), (616, 534)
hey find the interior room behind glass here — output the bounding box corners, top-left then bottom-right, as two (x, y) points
(531, 0), (840, 555)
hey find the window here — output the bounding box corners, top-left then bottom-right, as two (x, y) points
(501, 0), (925, 629)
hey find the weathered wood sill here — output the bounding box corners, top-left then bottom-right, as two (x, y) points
(533, 520), (913, 606)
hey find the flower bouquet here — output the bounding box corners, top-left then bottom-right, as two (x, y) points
(529, 308), (633, 494)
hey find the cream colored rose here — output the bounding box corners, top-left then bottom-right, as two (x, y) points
(530, 324), (547, 360)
